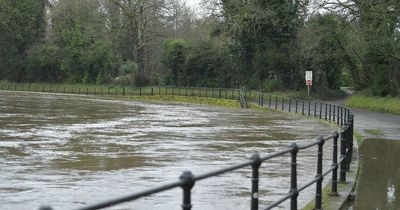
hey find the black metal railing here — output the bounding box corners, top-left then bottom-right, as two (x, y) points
(0, 84), (354, 210)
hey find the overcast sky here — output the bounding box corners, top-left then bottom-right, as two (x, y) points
(184, 0), (202, 9)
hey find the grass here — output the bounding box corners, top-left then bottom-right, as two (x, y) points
(345, 95), (400, 115)
(129, 95), (242, 109)
(364, 129), (383, 136)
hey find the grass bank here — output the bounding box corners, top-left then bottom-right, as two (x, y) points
(345, 95), (400, 115)
(129, 95), (242, 109)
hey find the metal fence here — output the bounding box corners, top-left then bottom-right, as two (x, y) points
(0, 84), (354, 210)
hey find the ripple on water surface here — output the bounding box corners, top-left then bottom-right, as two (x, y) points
(0, 91), (335, 210)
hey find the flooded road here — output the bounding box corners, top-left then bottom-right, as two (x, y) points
(353, 139), (400, 210)
(0, 91), (334, 210)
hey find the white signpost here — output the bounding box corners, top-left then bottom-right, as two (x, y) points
(305, 71), (313, 96)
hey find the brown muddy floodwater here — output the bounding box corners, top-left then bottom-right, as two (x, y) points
(0, 91), (334, 210)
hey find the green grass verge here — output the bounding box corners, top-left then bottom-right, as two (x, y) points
(129, 95), (242, 109)
(345, 95), (400, 115)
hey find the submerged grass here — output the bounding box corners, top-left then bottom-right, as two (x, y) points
(345, 95), (400, 115)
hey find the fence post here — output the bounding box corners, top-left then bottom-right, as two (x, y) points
(340, 126), (347, 183)
(295, 100), (298, 113)
(315, 136), (325, 210)
(261, 93), (264, 106)
(275, 96), (278, 110)
(331, 131), (339, 196)
(333, 105), (336, 122)
(180, 171), (195, 210)
(219, 89), (222, 98)
(325, 104), (328, 120)
(269, 95), (272, 108)
(308, 101), (311, 116)
(251, 153), (262, 210)
(122, 88), (125, 96)
(319, 103), (322, 119)
(314, 102), (317, 117)
(290, 143), (299, 210)
(340, 107), (343, 126)
(281, 98), (284, 111)
(347, 115), (354, 171)
(302, 101), (305, 115)
(337, 106), (340, 125)
(329, 104), (332, 121)
(289, 99), (292, 112)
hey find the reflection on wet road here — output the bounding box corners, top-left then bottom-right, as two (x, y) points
(0, 91), (334, 209)
(353, 139), (400, 210)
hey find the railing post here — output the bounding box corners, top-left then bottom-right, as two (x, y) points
(315, 136), (325, 210)
(333, 105), (336, 122)
(314, 102), (317, 117)
(331, 131), (339, 196)
(337, 106), (340, 125)
(329, 104), (332, 121)
(251, 153), (262, 210)
(347, 115), (354, 171)
(340, 107), (343, 126)
(340, 126), (347, 183)
(261, 93), (264, 106)
(319, 103), (322, 119)
(269, 95), (272, 108)
(290, 143), (299, 210)
(180, 171), (195, 210)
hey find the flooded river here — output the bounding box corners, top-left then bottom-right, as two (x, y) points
(0, 91), (334, 210)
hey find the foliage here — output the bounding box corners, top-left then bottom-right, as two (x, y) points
(162, 39), (233, 88)
(345, 95), (400, 115)
(298, 14), (347, 91)
(0, 0), (398, 96)
(0, 0), (46, 81)
(162, 39), (187, 85)
(221, 0), (307, 89)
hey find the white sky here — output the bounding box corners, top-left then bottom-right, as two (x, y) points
(184, 0), (202, 9)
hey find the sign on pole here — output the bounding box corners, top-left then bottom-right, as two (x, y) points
(305, 71), (313, 95)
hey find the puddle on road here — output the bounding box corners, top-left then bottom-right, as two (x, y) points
(354, 139), (400, 210)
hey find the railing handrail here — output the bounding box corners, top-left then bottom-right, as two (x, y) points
(0, 84), (354, 210)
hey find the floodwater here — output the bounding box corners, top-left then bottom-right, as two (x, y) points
(353, 139), (400, 210)
(0, 91), (334, 210)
